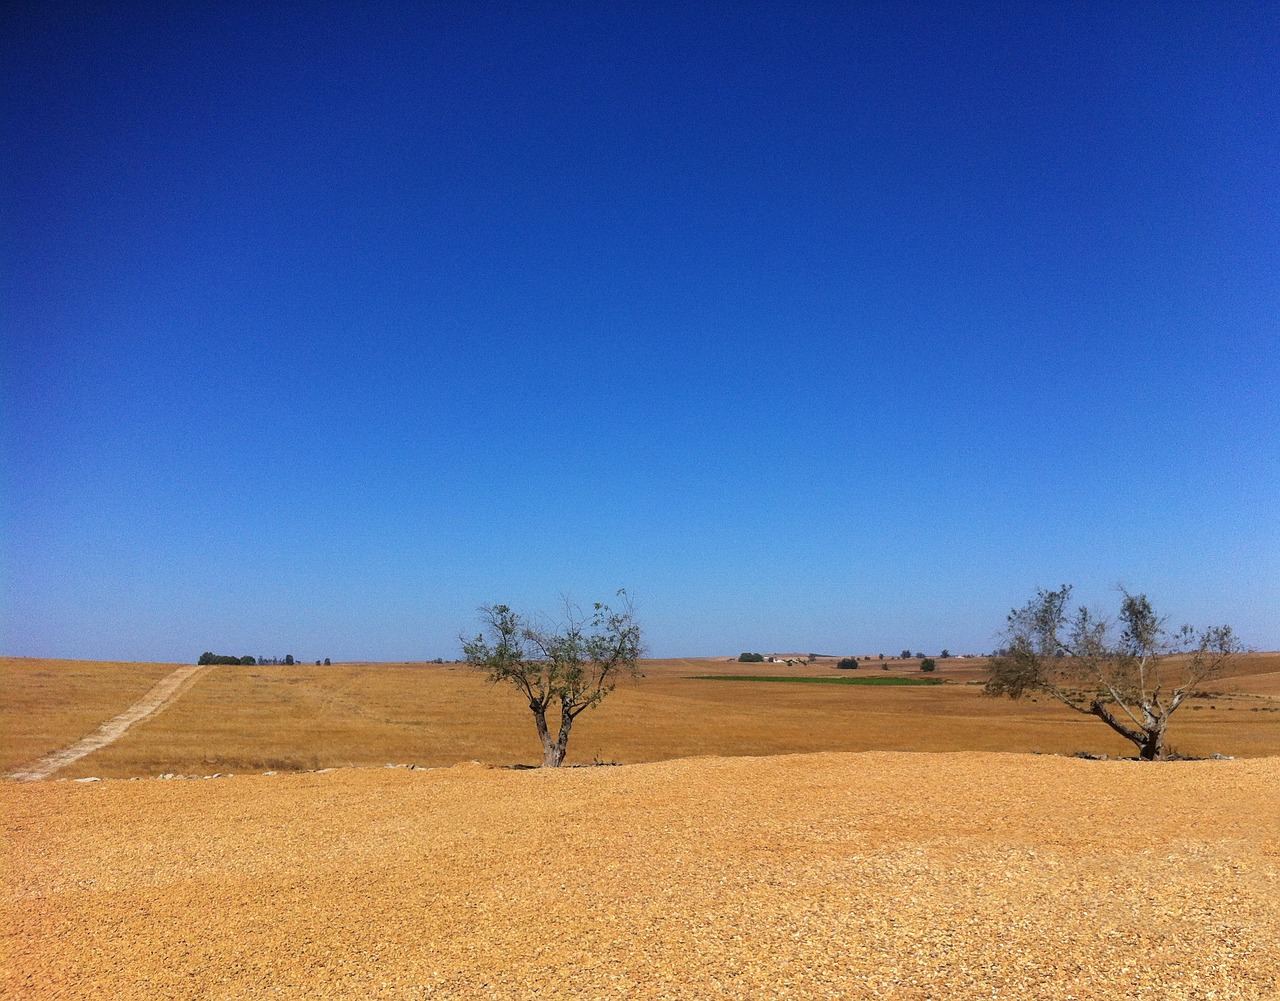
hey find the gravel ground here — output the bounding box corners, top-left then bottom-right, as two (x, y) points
(4, 751), (1279, 1000)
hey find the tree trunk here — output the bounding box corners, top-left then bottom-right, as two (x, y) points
(541, 740), (566, 768)
(532, 706), (564, 768)
(1139, 717), (1168, 761)
(548, 710), (574, 768)
(1089, 699), (1153, 760)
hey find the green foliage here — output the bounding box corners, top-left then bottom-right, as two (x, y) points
(837, 657), (860, 670)
(738, 652), (766, 663)
(240, 655), (256, 665)
(462, 592), (643, 767)
(920, 658), (937, 672)
(197, 652), (244, 666)
(939, 649), (951, 659)
(900, 649), (911, 659)
(986, 584), (1244, 759)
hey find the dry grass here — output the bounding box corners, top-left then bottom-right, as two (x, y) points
(1203, 652), (1280, 696)
(0, 658), (180, 774)
(4, 752), (1278, 999)
(4, 653), (1277, 780)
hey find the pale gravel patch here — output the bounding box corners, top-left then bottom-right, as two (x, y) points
(2, 752), (1278, 1000)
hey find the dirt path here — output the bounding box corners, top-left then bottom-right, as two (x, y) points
(6, 664), (210, 782)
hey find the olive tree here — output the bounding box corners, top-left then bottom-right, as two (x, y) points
(462, 592), (642, 767)
(986, 585), (1242, 760)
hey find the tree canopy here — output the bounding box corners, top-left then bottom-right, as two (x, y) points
(197, 652), (246, 666)
(985, 585), (1242, 759)
(462, 592), (642, 767)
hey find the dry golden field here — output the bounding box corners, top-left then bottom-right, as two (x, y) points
(0, 658), (179, 775)
(2, 654), (1278, 779)
(4, 752), (1278, 999)
(3, 654), (1279, 999)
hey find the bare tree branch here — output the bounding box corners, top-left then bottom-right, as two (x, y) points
(462, 591), (643, 767)
(985, 585), (1243, 760)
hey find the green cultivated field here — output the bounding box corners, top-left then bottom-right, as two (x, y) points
(689, 674), (943, 686)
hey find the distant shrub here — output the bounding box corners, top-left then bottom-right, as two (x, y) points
(738, 652), (765, 663)
(323, 657), (331, 666)
(284, 654), (295, 665)
(939, 649), (951, 659)
(900, 649), (912, 659)
(837, 657), (860, 670)
(921, 658), (937, 672)
(198, 652), (244, 666)
(882, 663), (890, 670)
(240, 655), (256, 665)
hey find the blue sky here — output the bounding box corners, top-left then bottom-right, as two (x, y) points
(3, 3), (1277, 662)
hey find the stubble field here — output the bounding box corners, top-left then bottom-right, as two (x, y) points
(3, 653), (1278, 778)
(3, 654), (1279, 999)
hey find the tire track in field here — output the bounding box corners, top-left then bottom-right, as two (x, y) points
(6, 664), (211, 782)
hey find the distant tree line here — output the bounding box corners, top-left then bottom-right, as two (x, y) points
(197, 652), (329, 666)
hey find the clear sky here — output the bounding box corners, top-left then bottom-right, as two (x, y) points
(3, 3), (1277, 663)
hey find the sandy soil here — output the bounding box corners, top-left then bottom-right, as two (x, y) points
(4, 751), (1278, 1000)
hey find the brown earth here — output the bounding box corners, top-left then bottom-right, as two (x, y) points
(3, 654), (1278, 780)
(4, 752), (1278, 999)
